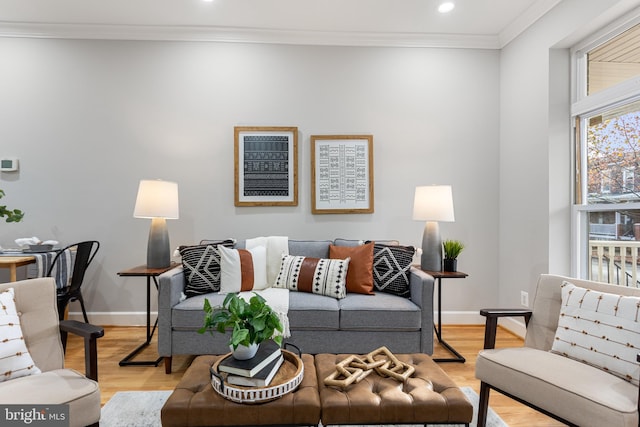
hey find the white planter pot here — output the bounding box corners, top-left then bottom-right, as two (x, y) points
(231, 343), (259, 360)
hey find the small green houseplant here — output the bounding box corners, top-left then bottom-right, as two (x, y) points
(0, 189), (24, 223)
(443, 239), (465, 272)
(199, 292), (283, 359)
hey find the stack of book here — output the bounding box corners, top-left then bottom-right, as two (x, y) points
(218, 340), (284, 387)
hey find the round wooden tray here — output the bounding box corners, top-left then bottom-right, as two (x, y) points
(210, 349), (304, 404)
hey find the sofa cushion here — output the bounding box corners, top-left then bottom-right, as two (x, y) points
(334, 238), (399, 247)
(370, 243), (415, 298)
(287, 292), (340, 330)
(477, 347), (638, 427)
(275, 254), (348, 299)
(179, 239), (235, 297)
(338, 292), (421, 330)
(173, 292), (341, 331)
(288, 240), (333, 258)
(172, 294), (226, 329)
(0, 288), (41, 382)
(329, 242), (374, 295)
(551, 281), (640, 385)
(219, 245), (269, 293)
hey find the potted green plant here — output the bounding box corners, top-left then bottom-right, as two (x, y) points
(199, 292), (283, 360)
(0, 189), (24, 223)
(442, 239), (465, 272)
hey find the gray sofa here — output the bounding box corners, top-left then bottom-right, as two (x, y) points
(158, 238), (435, 373)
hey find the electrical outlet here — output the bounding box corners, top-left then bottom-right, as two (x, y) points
(520, 291), (529, 307)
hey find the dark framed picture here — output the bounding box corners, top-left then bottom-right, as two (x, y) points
(310, 134), (374, 214)
(234, 126), (298, 206)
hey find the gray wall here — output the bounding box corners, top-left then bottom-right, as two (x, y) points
(0, 39), (500, 324)
(1, 0), (636, 326)
(498, 0), (635, 322)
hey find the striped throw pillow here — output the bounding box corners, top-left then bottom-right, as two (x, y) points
(219, 245), (268, 294)
(274, 254), (349, 299)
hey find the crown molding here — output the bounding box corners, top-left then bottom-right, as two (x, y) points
(498, 0), (562, 47)
(0, 21), (501, 49)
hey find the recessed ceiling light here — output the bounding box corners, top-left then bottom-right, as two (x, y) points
(438, 2), (455, 13)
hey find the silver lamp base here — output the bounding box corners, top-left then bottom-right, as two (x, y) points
(147, 217), (171, 268)
(420, 221), (442, 271)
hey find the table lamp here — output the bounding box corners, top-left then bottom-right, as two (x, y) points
(134, 179), (179, 268)
(412, 185), (455, 271)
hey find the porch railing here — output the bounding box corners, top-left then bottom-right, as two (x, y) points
(589, 240), (640, 287)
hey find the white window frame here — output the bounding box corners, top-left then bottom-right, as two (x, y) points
(571, 12), (640, 279)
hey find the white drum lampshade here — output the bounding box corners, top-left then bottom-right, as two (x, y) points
(413, 185), (455, 271)
(134, 179), (179, 268)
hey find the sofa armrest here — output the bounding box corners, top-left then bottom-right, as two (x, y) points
(158, 265), (186, 311)
(157, 265), (185, 360)
(409, 267), (435, 354)
(480, 309), (532, 350)
(59, 320), (104, 381)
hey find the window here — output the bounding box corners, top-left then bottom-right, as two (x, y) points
(573, 19), (640, 286)
(586, 100), (640, 202)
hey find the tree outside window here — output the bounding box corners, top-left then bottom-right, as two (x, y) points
(587, 102), (640, 204)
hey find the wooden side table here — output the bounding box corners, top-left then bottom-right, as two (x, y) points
(419, 269), (468, 363)
(117, 263), (178, 366)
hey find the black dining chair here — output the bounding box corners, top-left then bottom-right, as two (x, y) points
(46, 240), (100, 322)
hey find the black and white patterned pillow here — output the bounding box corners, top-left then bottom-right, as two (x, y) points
(179, 239), (235, 297)
(371, 243), (415, 298)
(274, 254), (349, 299)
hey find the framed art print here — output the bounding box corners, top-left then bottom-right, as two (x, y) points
(235, 126), (298, 206)
(311, 134), (374, 214)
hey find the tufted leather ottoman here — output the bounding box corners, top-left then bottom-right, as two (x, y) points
(315, 353), (473, 426)
(161, 355), (321, 427)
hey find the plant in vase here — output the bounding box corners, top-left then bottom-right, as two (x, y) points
(199, 292), (283, 360)
(442, 239), (464, 272)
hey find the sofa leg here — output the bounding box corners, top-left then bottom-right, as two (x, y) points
(164, 356), (172, 374)
(477, 382), (490, 427)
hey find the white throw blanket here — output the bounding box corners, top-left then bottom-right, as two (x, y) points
(238, 287), (291, 338)
(241, 236), (291, 339)
(246, 236), (289, 286)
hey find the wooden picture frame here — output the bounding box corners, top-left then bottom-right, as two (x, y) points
(235, 126), (298, 206)
(311, 135), (374, 214)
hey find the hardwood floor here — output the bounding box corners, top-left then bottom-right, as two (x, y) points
(64, 324), (565, 426)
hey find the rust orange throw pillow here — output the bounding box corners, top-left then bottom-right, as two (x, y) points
(329, 242), (374, 295)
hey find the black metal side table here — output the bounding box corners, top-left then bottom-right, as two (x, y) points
(419, 269), (469, 363)
(117, 262), (178, 367)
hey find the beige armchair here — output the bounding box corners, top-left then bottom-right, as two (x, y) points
(0, 278), (104, 427)
(476, 274), (639, 427)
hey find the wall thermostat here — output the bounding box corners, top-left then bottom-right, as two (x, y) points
(0, 158), (18, 172)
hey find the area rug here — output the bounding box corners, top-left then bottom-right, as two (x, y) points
(100, 387), (507, 427)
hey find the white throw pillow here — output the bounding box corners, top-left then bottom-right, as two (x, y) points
(0, 288), (41, 382)
(551, 281), (640, 385)
(274, 254), (349, 299)
(219, 245), (268, 293)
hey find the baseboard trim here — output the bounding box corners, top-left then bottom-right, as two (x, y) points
(66, 311), (159, 326)
(498, 316), (527, 339)
(434, 310), (486, 325)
